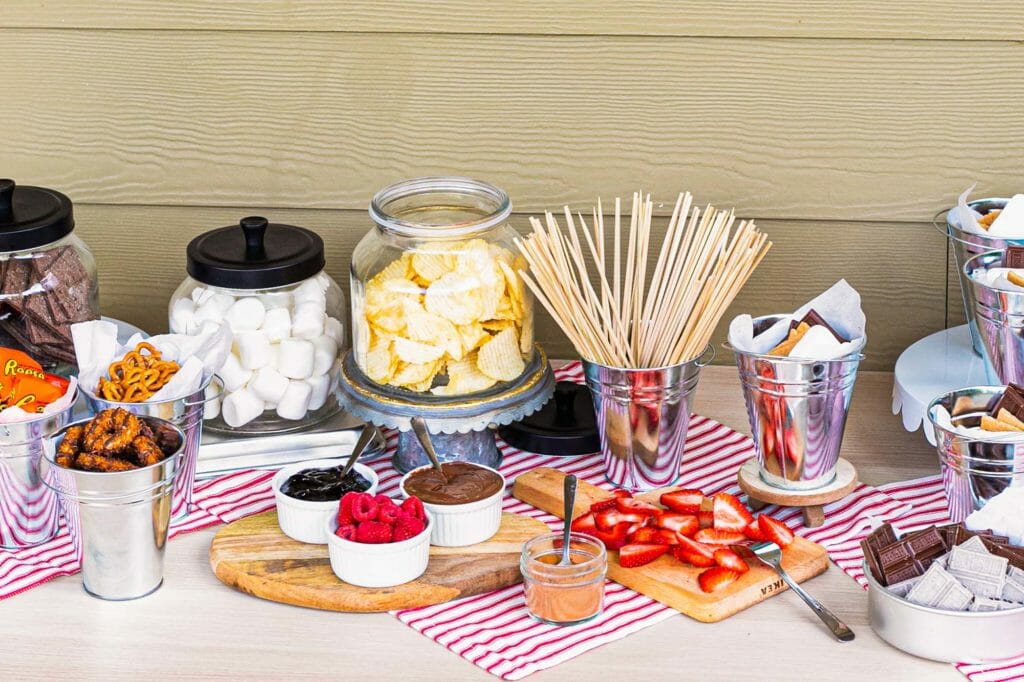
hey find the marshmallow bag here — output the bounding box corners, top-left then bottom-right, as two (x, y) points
(169, 216), (347, 433)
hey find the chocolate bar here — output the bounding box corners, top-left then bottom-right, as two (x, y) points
(991, 383), (1024, 423)
(790, 308), (847, 343)
(1005, 246), (1024, 269)
(861, 523), (898, 585)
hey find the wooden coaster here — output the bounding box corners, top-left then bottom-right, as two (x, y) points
(737, 458), (858, 528)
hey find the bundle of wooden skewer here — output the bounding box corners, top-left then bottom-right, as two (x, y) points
(515, 192), (771, 368)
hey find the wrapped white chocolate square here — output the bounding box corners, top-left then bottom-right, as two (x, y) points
(727, 279), (866, 360)
(171, 271), (345, 429)
(72, 319), (232, 403)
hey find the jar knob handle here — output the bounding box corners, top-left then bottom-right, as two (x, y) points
(240, 216), (268, 259)
(0, 179), (14, 219)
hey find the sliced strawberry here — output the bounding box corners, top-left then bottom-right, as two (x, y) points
(698, 566), (742, 593)
(694, 528), (747, 546)
(570, 512), (598, 535)
(612, 489), (632, 499)
(589, 498), (619, 513)
(674, 534), (716, 565)
(758, 514), (795, 548)
(615, 497), (661, 516)
(595, 508), (649, 531)
(712, 492), (754, 532)
(629, 527), (661, 544)
(619, 543), (670, 568)
(671, 545), (716, 568)
(743, 518), (769, 542)
(593, 522), (631, 550)
(660, 489), (705, 514)
(713, 548), (750, 574)
(656, 512), (699, 537)
(698, 510), (714, 528)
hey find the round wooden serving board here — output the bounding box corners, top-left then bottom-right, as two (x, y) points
(209, 510), (548, 613)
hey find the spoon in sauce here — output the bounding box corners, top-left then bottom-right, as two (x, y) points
(338, 423), (379, 479)
(559, 474), (578, 566)
(410, 416), (447, 482)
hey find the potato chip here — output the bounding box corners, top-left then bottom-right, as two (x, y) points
(411, 251), (455, 283)
(457, 323), (490, 352)
(424, 272), (484, 325)
(393, 336), (445, 364)
(497, 259), (525, 320)
(519, 304), (535, 355)
(364, 347), (397, 383)
(403, 375), (437, 393)
(481, 319), (516, 332)
(477, 327), (526, 381)
(442, 353), (498, 394)
(370, 254), (413, 284)
(403, 301), (464, 361)
(391, 360), (440, 387)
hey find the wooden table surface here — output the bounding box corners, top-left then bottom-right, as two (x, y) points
(5, 367), (959, 681)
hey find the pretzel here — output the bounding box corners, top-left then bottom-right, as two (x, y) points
(96, 342), (180, 403)
(55, 408), (171, 472)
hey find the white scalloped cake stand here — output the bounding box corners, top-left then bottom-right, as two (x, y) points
(892, 325), (995, 445)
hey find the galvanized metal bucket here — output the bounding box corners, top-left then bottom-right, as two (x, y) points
(0, 398), (76, 549)
(41, 417), (184, 600)
(728, 314), (863, 491)
(927, 386), (1024, 522)
(582, 347), (713, 491)
(964, 251), (1024, 385)
(82, 375), (219, 519)
(937, 197), (1019, 356)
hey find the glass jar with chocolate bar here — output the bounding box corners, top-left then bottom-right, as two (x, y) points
(350, 177), (535, 396)
(0, 179), (99, 373)
(168, 216), (346, 434)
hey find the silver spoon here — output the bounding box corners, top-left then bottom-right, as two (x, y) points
(559, 474), (578, 566)
(410, 417), (447, 481)
(338, 423), (379, 479)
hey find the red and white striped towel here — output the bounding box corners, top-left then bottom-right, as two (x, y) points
(1, 362), (1014, 680)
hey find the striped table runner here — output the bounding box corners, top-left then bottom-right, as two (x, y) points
(1, 362), (1018, 680)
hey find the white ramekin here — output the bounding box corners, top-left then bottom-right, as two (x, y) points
(399, 463), (505, 547)
(324, 509), (432, 587)
(272, 458), (378, 545)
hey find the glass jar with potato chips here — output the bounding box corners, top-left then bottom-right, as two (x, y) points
(352, 177), (534, 396)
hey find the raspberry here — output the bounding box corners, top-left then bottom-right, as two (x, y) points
(337, 493), (357, 524)
(401, 496), (426, 523)
(392, 515), (426, 542)
(334, 523), (356, 541)
(377, 500), (401, 526)
(355, 520), (392, 544)
(350, 493), (378, 523)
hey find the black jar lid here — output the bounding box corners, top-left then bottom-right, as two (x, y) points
(498, 382), (600, 457)
(0, 179), (75, 252)
(186, 216), (325, 289)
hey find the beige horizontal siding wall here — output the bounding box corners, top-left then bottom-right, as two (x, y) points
(2, 2), (1018, 369)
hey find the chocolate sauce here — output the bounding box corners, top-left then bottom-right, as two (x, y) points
(402, 461), (504, 505)
(280, 465), (372, 502)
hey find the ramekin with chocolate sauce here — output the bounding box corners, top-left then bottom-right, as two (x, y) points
(399, 461), (505, 547)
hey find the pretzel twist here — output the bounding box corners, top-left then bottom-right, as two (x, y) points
(96, 342), (180, 404)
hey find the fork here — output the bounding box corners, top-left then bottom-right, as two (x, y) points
(745, 541), (855, 642)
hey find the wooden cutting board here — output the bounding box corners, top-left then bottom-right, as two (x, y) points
(209, 510), (548, 612)
(512, 467), (830, 623)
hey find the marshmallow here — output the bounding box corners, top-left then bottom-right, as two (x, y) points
(324, 316), (345, 345)
(235, 330), (272, 370)
(219, 353), (253, 392)
(291, 301), (326, 339)
(203, 382), (221, 420)
(306, 372), (332, 411)
(194, 293), (236, 325)
(221, 388), (265, 428)
(250, 366), (289, 403)
(191, 286), (215, 306)
(199, 320), (222, 337)
(310, 335), (338, 377)
(260, 307), (292, 342)
(170, 298), (197, 335)
(276, 380), (312, 420)
(277, 339), (315, 379)
(293, 278), (328, 306)
(224, 297), (266, 331)
(259, 290), (293, 310)
(267, 342), (280, 369)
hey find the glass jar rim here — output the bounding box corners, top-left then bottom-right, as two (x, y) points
(520, 531), (608, 579)
(369, 176), (512, 239)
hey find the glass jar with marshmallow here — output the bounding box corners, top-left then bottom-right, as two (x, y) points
(169, 216), (346, 434)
